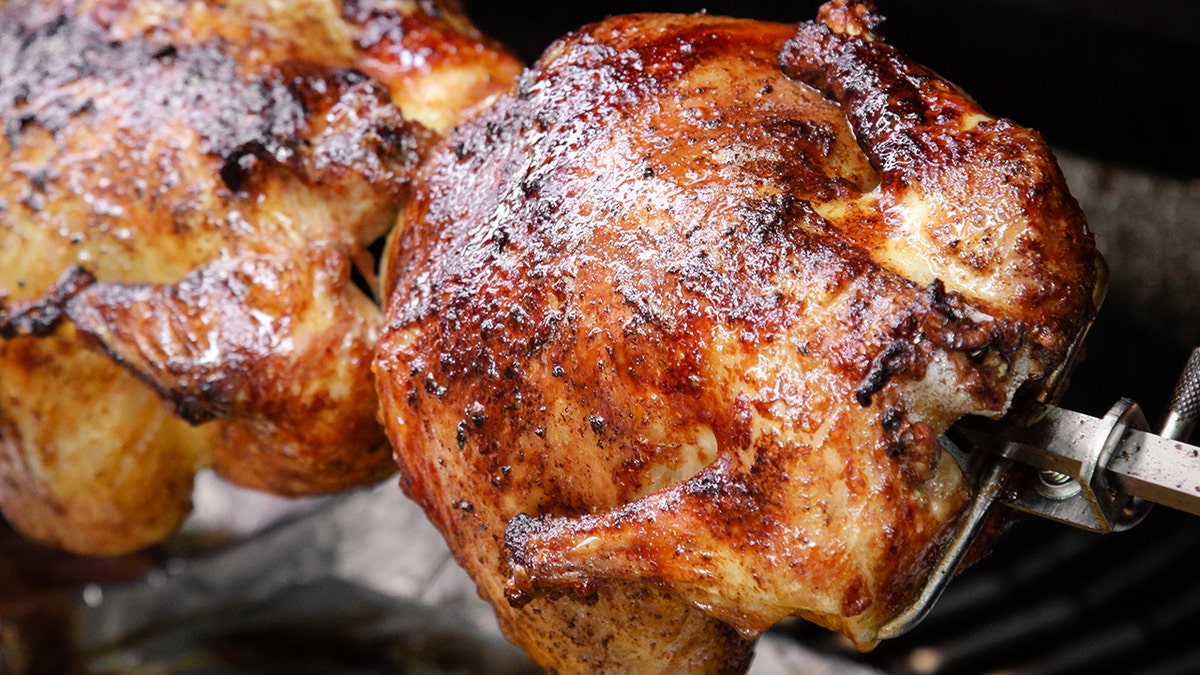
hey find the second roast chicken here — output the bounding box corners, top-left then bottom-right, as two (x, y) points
(0, 0), (520, 554)
(375, 2), (1100, 672)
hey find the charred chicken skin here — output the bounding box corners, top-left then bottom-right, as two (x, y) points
(375, 2), (1098, 671)
(0, 0), (520, 555)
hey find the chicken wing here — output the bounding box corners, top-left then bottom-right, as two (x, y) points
(0, 0), (520, 554)
(374, 2), (1098, 671)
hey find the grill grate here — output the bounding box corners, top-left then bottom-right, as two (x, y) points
(784, 507), (1200, 674)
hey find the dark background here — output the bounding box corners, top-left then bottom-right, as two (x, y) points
(463, 0), (1199, 178)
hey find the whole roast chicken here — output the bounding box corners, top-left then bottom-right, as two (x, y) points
(0, 0), (520, 554)
(374, 1), (1100, 672)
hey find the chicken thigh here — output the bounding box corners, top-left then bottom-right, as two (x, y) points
(375, 2), (1098, 671)
(0, 0), (520, 554)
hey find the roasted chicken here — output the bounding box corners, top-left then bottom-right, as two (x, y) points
(374, 2), (1099, 671)
(0, 0), (520, 555)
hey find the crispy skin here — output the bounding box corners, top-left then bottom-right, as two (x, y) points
(0, 0), (520, 554)
(375, 4), (1098, 671)
(343, 0), (524, 133)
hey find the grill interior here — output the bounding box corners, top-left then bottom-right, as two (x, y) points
(3, 2), (1199, 674)
(789, 508), (1200, 675)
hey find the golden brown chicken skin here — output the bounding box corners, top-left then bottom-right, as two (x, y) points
(0, 0), (520, 555)
(375, 2), (1099, 670)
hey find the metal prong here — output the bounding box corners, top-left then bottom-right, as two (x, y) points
(877, 452), (1010, 639)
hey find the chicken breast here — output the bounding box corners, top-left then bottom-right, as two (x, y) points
(374, 2), (1099, 670)
(0, 0), (520, 555)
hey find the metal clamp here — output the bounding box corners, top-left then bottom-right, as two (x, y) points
(997, 399), (1152, 533)
(877, 442), (1010, 640)
(881, 347), (1200, 639)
